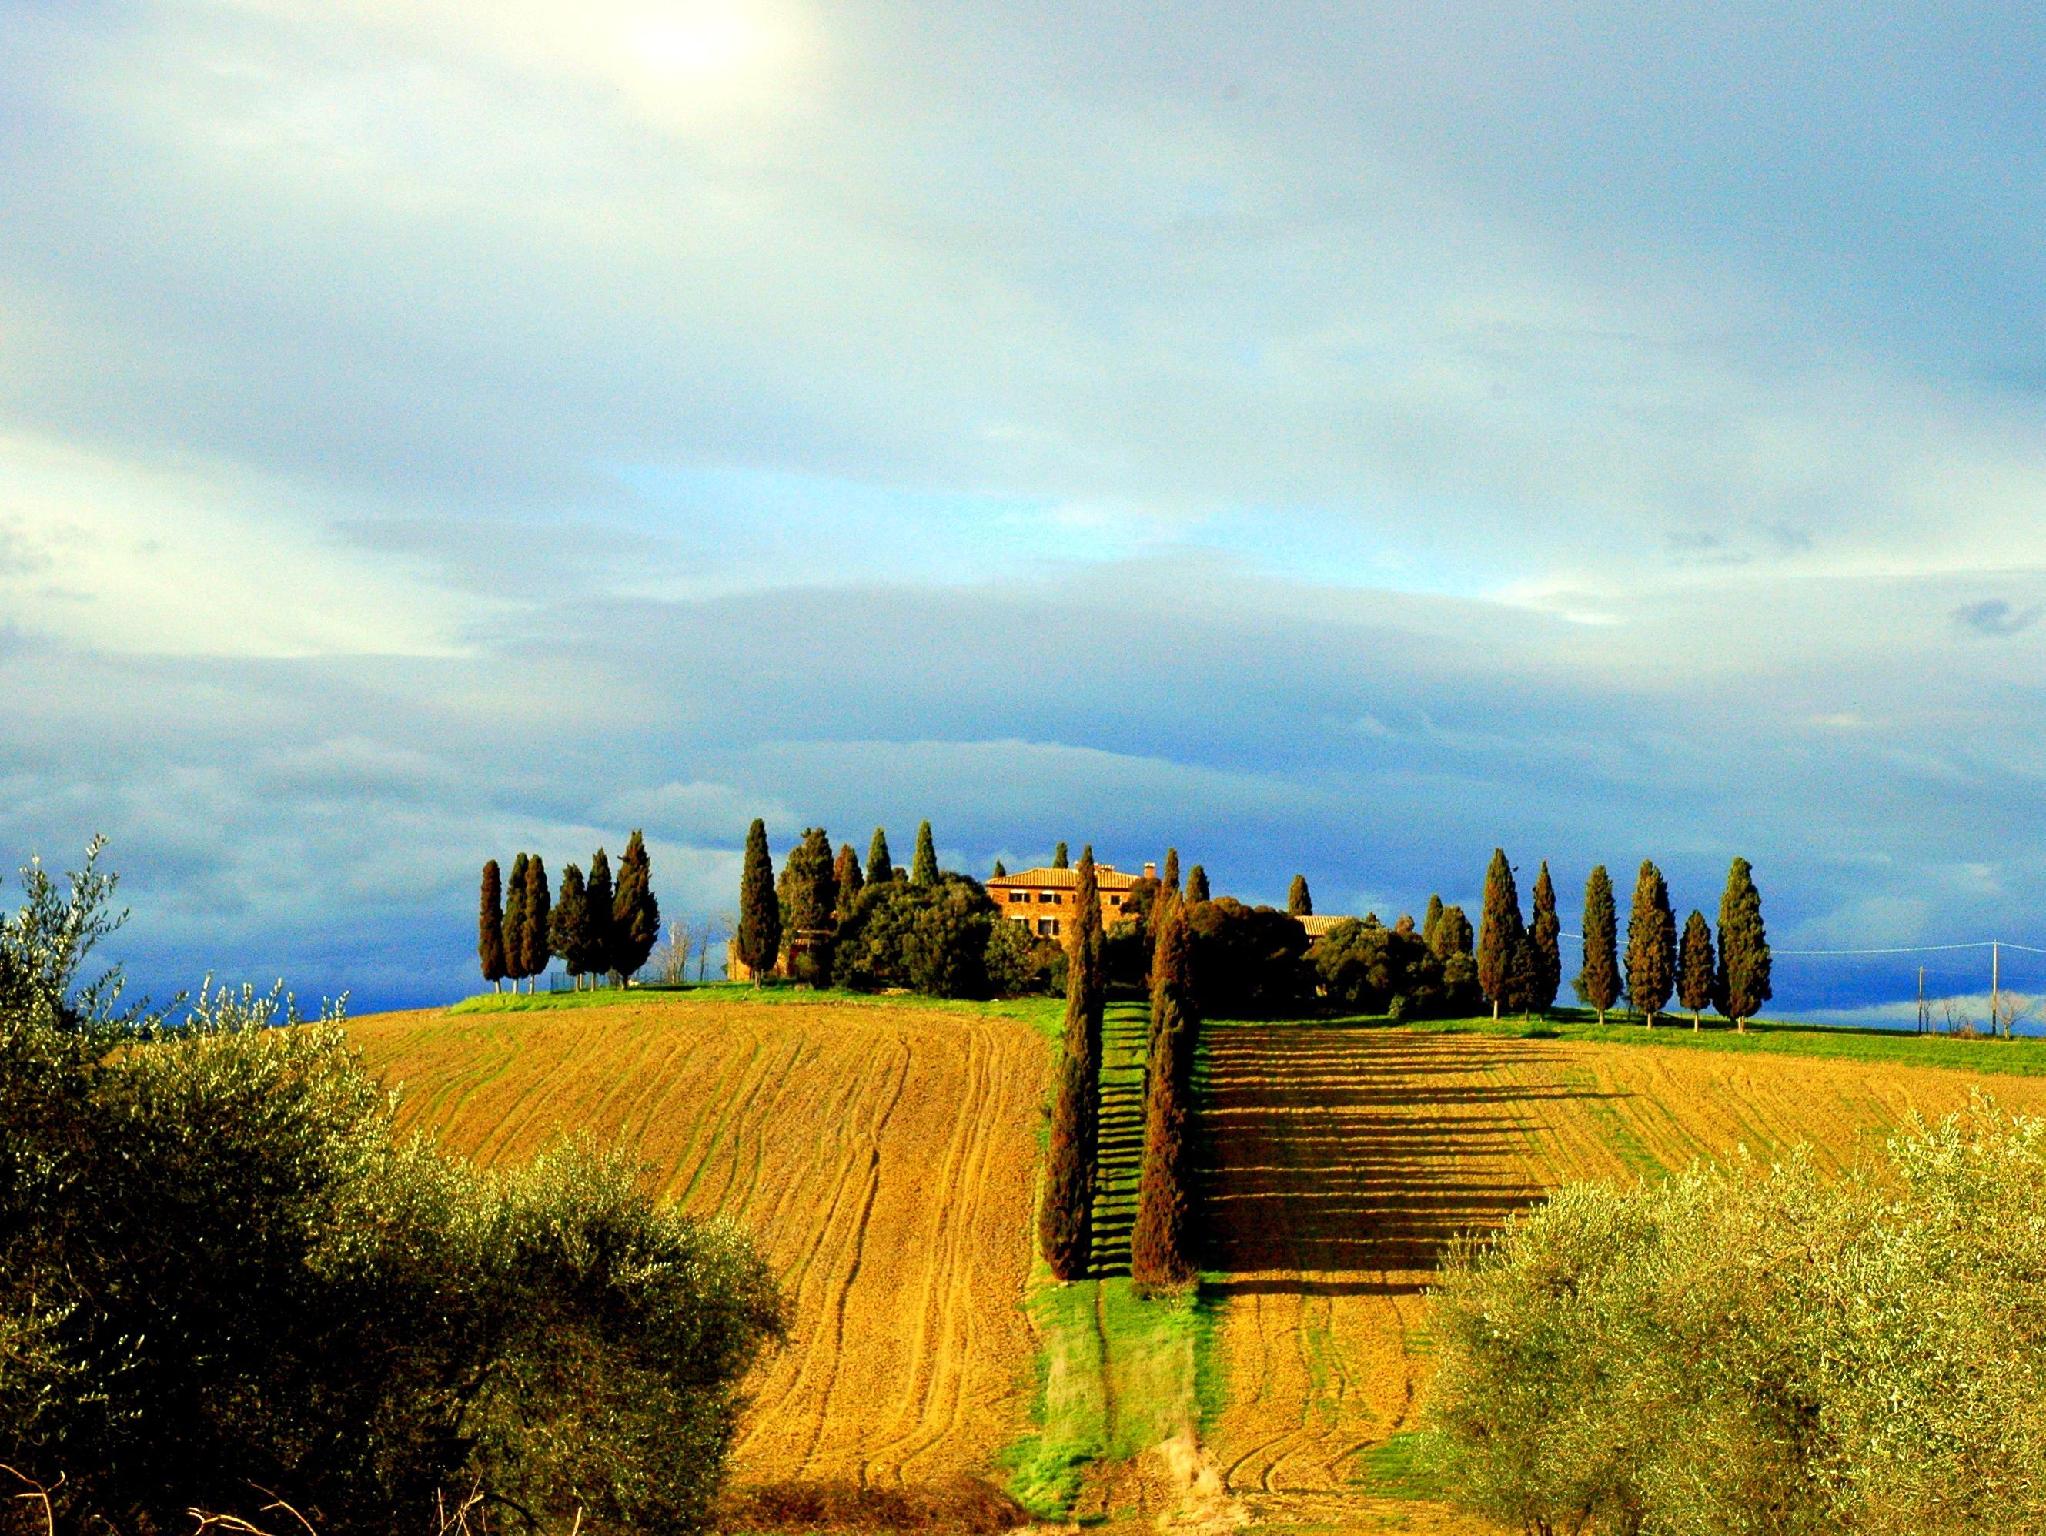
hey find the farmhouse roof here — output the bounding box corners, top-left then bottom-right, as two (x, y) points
(988, 864), (1143, 891)
(1297, 914), (1353, 938)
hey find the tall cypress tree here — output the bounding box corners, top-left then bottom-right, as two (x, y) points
(911, 821), (939, 887)
(736, 819), (781, 985)
(521, 856), (551, 992)
(1039, 851), (1106, 1280)
(866, 827), (893, 886)
(478, 860), (507, 992)
(501, 854), (528, 991)
(1528, 861), (1561, 1015)
(1052, 841), (1069, 870)
(1433, 904), (1474, 959)
(550, 863), (591, 989)
(991, 858), (1007, 879)
(1132, 898), (1199, 1292)
(1162, 848), (1180, 895)
(1678, 910), (1716, 1029)
(1422, 893), (1445, 949)
(1288, 875), (1312, 917)
(833, 842), (864, 922)
(1476, 849), (1527, 1021)
(1715, 857), (1772, 1033)
(777, 827), (838, 985)
(611, 829), (660, 982)
(585, 849), (616, 987)
(1579, 865), (1620, 1025)
(1624, 859), (1677, 1027)
(1184, 864), (1210, 903)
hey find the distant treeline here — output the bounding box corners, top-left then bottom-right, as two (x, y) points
(476, 830), (660, 990)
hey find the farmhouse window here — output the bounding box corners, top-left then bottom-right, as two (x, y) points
(1037, 918), (1059, 937)
(1008, 890), (1028, 903)
(1038, 891), (1056, 903)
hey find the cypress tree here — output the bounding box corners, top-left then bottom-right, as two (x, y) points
(1132, 898), (1199, 1292)
(991, 858), (1007, 879)
(1162, 848), (1180, 895)
(585, 849), (616, 987)
(1422, 893), (1445, 949)
(1624, 859), (1677, 1027)
(1184, 864), (1210, 903)
(501, 853), (528, 990)
(1288, 875), (1312, 917)
(550, 863), (591, 989)
(1678, 909), (1716, 1029)
(778, 827), (838, 985)
(833, 842), (863, 922)
(1528, 862), (1561, 1015)
(736, 819), (781, 985)
(1052, 841), (1069, 870)
(611, 829), (660, 982)
(478, 860), (507, 992)
(1432, 904), (1474, 959)
(1579, 866), (1620, 1025)
(1039, 850), (1106, 1281)
(521, 856), (551, 992)
(1715, 857), (1772, 1033)
(866, 827), (893, 886)
(1476, 848), (1526, 1021)
(911, 821), (939, 886)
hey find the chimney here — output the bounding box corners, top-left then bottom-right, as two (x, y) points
(1144, 861), (1157, 879)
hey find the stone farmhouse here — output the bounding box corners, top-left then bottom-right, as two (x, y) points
(985, 861), (1154, 940)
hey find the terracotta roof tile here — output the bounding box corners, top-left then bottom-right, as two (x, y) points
(986, 864), (1143, 891)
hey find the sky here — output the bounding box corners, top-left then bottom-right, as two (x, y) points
(3, 0), (2046, 1019)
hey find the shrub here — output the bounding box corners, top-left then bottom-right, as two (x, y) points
(833, 875), (996, 998)
(985, 917), (1065, 998)
(1180, 898), (1308, 1018)
(0, 843), (784, 1534)
(1429, 1096), (2046, 1536)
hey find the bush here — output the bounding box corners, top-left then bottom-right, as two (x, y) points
(1308, 917), (1479, 1017)
(1428, 1096), (2046, 1536)
(1181, 898), (1309, 1018)
(984, 917), (1065, 998)
(833, 875), (997, 999)
(0, 844), (785, 1534)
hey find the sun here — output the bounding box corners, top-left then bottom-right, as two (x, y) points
(621, 4), (787, 88)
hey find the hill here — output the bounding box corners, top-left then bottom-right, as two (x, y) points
(350, 992), (2046, 1533)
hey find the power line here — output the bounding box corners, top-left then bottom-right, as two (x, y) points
(1556, 933), (2046, 958)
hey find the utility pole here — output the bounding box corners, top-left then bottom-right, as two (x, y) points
(1917, 966), (1927, 1035)
(1992, 941), (2002, 1039)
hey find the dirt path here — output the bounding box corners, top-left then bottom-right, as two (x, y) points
(351, 999), (1050, 1488)
(1199, 1023), (2046, 1528)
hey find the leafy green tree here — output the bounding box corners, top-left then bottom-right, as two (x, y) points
(611, 829), (661, 981)
(520, 855), (551, 991)
(1423, 893), (1445, 949)
(833, 877), (996, 998)
(1309, 918), (1462, 1017)
(478, 860), (507, 991)
(865, 826), (893, 886)
(736, 819), (781, 985)
(1477, 849), (1527, 1021)
(1577, 866), (1620, 1025)
(910, 820), (939, 886)
(1528, 861), (1561, 1015)
(1162, 848), (1180, 894)
(1131, 899), (1199, 1292)
(500, 854), (527, 990)
(1184, 864), (1210, 902)
(1052, 841), (1069, 869)
(1183, 897), (1311, 1017)
(985, 917), (1063, 997)
(833, 841), (864, 922)
(1288, 874), (1312, 917)
(1625, 859), (1676, 1027)
(776, 827), (838, 986)
(1716, 857), (1772, 1033)
(1039, 853), (1105, 1280)
(1678, 909), (1716, 1028)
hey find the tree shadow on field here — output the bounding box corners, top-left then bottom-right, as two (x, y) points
(1197, 1026), (1627, 1296)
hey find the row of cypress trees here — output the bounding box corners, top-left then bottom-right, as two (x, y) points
(1478, 852), (1773, 1030)
(734, 818), (944, 981)
(477, 831), (660, 990)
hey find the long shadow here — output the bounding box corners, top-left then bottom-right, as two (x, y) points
(1196, 1023), (1622, 1295)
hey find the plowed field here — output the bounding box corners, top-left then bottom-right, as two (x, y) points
(348, 997), (1050, 1490)
(1200, 1023), (2046, 1531)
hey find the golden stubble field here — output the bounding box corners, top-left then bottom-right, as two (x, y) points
(1198, 1024), (2046, 1532)
(349, 998), (1050, 1491)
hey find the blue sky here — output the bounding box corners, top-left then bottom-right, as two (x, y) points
(3, 0), (2045, 1018)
